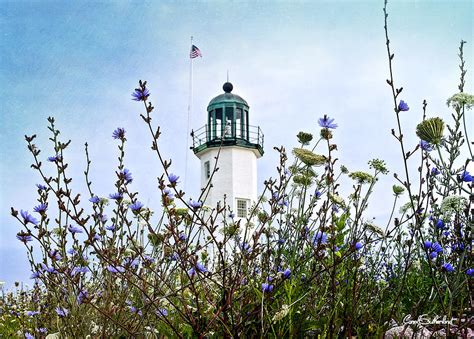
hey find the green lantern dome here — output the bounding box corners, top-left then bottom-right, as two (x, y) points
(191, 82), (264, 157)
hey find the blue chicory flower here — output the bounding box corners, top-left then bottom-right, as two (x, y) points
(47, 154), (62, 162)
(24, 332), (34, 339)
(189, 200), (202, 209)
(107, 265), (125, 274)
(131, 87), (150, 101)
(283, 268), (291, 279)
(26, 310), (40, 317)
(68, 225), (83, 234)
(431, 167), (440, 176)
(112, 127), (126, 140)
(435, 219), (445, 229)
(168, 173), (180, 185)
(318, 115), (338, 129)
(423, 240), (432, 249)
(36, 184), (47, 191)
(262, 283), (274, 293)
(398, 100), (409, 111)
(312, 231), (328, 245)
(16, 233), (33, 243)
(33, 203), (48, 214)
(20, 210), (39, 225)
(460, 170), (473, 182)
(55, 307), (69, 318)
(466, 268), (474, 276)
(419, 140), (434, 152)
(442, 263), (455, 272)
(89, 196), (100, 203)
(196, 262), (208, 273)
(355, 242), (363, 251)
(109, 192), (123, 200)
(120, 168), (133, 184)
(130, 201), (144, 212)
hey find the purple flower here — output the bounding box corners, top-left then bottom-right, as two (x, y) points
(398, 100), (409, 112)
(460, 170), (473, 182)
(36, 184), (47, 191)
(120, 168), (133, 184)
(312, 231), (328, 245)
(132, 87), (150, 101)
(106, 224), (116, 232)
(228, 212), (235, 219)
(95, 213), (108, 222)
(178, 232), (187, 241)
(318, 115), (338, 129)
(129, 201), (144, 212)
(442, 263), (455, 272)
(189, 200), (202, 209)
(168, 173), (180, 185)
(277, 238), (286, 245)
(77, 289), (89, 305)
(24, 333), (34, 339)
(33, 203), (48, 214)
(48, 250), (61, 261)
(112, 127), (126, 140)
(38, 328), (47, 334)
(156, 308), (168, 317)
(68, 225), (83, 234)
(47, 154), (62, 162)
(67, 248), (77, 255)
(16, 233), (33, 243)
(262, 283), (274, 293)
(71, 266), (89, 276)
(283, 268), (291, 279)
(429, 252), (438, 259)
(26, 310), (40, 317)
(419, 140), (434, 152)
(314, 190), (322, 198)
(124, 257), (140, 268)
(188, 267), (196, 277)
(466, 268), (474, 276)
(435, 219), (445, 229)
(89, 196), (100, 203)
(30, 271), (40, 279)
(431, 242), (443, 253)
(423, 240), (432, 249)
(163, 188), (174, 199)
(196, 262), (208, 273)
(109, 192), (123, 200)
(143, 255), (155, 264)
(355, 242), (363, 251)
(431, 167), (440, 176)
(55, 307), (69, 318)
(20, 210), (39, 225)
(107, 265), (125, 274)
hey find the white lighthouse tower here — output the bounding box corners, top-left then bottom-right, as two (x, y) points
(191, 82), (264, 219)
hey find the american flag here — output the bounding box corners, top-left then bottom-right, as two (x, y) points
(190, 44), (202, 59)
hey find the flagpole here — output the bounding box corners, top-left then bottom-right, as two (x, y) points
(185, 36), (193, 192)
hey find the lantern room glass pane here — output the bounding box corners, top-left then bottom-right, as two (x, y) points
(235, 108), (242, 138)
(214, 108), (222, 139)
(225, 107), (233, 138)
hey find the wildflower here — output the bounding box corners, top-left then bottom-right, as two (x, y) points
(38, 328), (47, 335)
(89, 196), (100, 203)
(318, 115), (338, 129)
(178, 232), (187, 241)
(283, 268), (291, 279)
(435, 219), (445, 229)
(431, 242), (443, 253)
(47, 154), (62, 162)
(416, 117), (445, 145)
(440, 195), (467, 220)
(419, 140), (434, 152)
(41, 264), (57, 274)
(229, 212), (235, 219)
(262, 283), (274, 293)
(71, 266), (89, 276)
(446, 92), (474, 109)
(431, 167), (440, 176)
(314, 190), (322, 198)
(96, 213), (108, 222)
(33, 203), (48, 214)
(36, 184), (47, 191)
(30, 271), (40, 279)
(109, 192), (123, 200)
(124, 257), (140, 269)
(67, 248), (77, 255)
(55, 307), (69, 318)
(112, 127), (126, 140)
(398, 100), (409, 112)
(120, 168), (133, 184)
(163, 188), (174, 199)
(20, 210), (39, 225)
(466, 268), (474, 276)
(442, 263), (455, 272)
(355, 242), (363, 251)
(293, 148), (327, 166)
(129, 201), (144, 212)
(196, 262), (208, 273)
(189, 199), (202, 209)
(277, 238), (285, 245)
(68, 225), (83, 234)
(26, 310), (40, 316)
(25, 333), (34, 339)
(188, 267), (196, 277)
(312, 231), (328, 245)
(168, 173), (180, 185)
(156, 308), (168, 317)
(16, 233), (33, 243)
(48, 250), (61, 261)
(131, 87), (150, 101)
(423, 241), (432, 249)
(107, 265), (125, 274)
(460, 170), (473, 182)
(77, 289), (89, 305)
(368, 158), (389, 174)
(297, 131), (313, 145)
(143, 255), (155, 264)
(349, 171), (374, 184)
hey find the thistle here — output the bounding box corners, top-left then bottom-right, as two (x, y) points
(415, 117), (445, 145)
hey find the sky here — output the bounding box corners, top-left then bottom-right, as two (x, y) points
(0, 0), (472, 289)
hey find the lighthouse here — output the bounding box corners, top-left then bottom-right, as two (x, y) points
(191, 82), (264, 219)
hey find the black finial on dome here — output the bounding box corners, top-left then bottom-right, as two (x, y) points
(223, 82), (233, 93)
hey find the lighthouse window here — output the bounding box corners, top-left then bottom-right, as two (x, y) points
(204, 161), (211, 179)
(236, 199), (248, 218)
(214, 108), (223, 138)
(235, 108), (242, 138)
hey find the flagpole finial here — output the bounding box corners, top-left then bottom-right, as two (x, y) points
(226, 70), (229, 82)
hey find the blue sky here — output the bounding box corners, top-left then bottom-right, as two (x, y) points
(0, 0), (472, 288)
